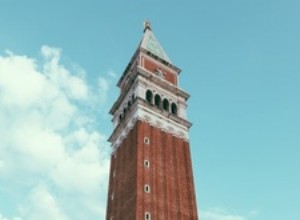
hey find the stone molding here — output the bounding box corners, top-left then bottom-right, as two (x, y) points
(110, 101), (190, 152)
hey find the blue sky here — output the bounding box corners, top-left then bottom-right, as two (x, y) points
(0, 0), (300, 220)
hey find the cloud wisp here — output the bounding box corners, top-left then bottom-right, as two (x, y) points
(200, 208), (247, 220)
(200, 207), (259, 220)
(0, 46), (111, 220)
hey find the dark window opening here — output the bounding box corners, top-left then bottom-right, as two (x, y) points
(154, 94), (161, 108)
(144, 137), (150, 145)
(145, 212), (151, 220)
(146, 90), (153, 104)
(144, 160), (150, 167)
(163, 99), (169, 112)
(171, 103), (177, 115)
(144, 184), (150, 193)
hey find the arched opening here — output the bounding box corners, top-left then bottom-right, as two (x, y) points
(128, 100), (132, 109)
(144, 137), (150, 145)
(171, 103), (177, 115)
(144, 184), (151, 193)
(154, 94), (161, 108)
(163, 99), (169, 112)
(123, 107), (127, 116)
(145, 90), (153, 104)
(144, 160), (150, 168)
(145, 212), (151, 220)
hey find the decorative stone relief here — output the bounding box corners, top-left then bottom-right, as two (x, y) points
(111, 105), (189, 152)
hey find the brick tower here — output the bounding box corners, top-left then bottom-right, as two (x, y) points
(106, 22), (198, 220)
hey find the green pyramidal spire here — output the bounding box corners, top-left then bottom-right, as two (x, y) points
(140, 21), (172, 64)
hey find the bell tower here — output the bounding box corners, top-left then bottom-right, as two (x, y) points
(106, 22), (198, 220)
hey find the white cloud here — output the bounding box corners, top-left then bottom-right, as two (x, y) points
(98, 77), (110, 103)
(201, 209), (247, 220)
(0, 53), (45, 108)
(50, 131), (110, 194)
(107, 70), (117, 78)
(0, 213), (21, 220)
(0, 160), (4, 173)
(21, 184), (68, 220)
(0, 214), (8, 220)
(0, 46), (111, 219)
(41, 45), (89, 101)
(249, 210), (259, 216)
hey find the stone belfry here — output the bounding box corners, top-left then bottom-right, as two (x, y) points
(106, 22), (198, 220)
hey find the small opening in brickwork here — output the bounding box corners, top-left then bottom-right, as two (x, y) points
(145, 212), (151, 220)
(119, 114), (123, 122)
(144, 137), (150, 145)
(113, 170), (116, 178)
(144, 184), (150, 193)
(144, 160), (150, 168)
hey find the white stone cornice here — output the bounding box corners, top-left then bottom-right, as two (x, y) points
(110, 100), (190, 152)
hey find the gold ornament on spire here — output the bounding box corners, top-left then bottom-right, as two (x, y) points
(143, 20), (151, 32)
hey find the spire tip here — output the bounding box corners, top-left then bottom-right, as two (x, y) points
(143, 20), (151, 32)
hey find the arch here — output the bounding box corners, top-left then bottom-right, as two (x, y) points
(154, 94), (161, 108)
(171, 103), (177, 115)
(144, 184), (150, 193)
(144, 137), (150, 145)
(145, 90), (153, 104)
(128, 100), (132, 108)
(145, 212), (151, 220)
(162, 98), (169, 112)
(144, 160), (150, 168)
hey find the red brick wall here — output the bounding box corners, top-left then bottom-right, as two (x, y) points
(106, 120), (198, 219)
(143, 58), (178, 85)
(137, 120), (198, 219)
(106, 124), (138, 220)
